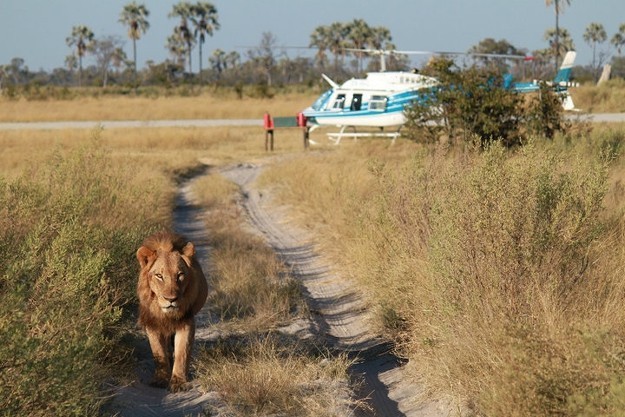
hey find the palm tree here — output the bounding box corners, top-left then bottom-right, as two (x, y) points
(611, 23), (625, 55)
(190, 2), (219, 82)
(584, 22), (608, 80)
(119, 2), (150, 88)
(166, 32), (188, 69)
(544, 27), (575, 67)
(169, 2), (194, 73)
(66, 25), (94, 86)
(209, 48), (226, 75)
(346, 19), (373, 73)
(545, 0), (572, 71)
(309, 25), (330, 70)
(328, 22), (348, 72)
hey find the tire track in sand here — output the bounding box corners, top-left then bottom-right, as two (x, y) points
(220, 162), (451, 417)
(106, 173), (226, 417)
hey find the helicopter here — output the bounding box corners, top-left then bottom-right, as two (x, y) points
(301, 50), (577, 143)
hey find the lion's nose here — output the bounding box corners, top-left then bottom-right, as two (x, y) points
(163, 295), (178, 303)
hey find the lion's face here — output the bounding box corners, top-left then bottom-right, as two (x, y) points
(146, 251), (192, 314)
(136, 234), (204, 321)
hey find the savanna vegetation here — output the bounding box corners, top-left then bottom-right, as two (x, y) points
(0, 117), (355, 416)
(261, 125), (625, 416)
(1, 76), (625, 416)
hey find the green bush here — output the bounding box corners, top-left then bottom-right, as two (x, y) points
(404, 59), (571, 146)
(0, 132), (154, 416)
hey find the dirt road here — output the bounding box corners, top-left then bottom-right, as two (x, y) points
(106, 175), (227, 417)
(108, 161), (451, 417)
(221, 162), (450, 417)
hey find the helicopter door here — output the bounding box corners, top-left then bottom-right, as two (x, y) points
(350, 93), (363, 111)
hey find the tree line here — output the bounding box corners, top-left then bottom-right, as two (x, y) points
(1, 0), (625, 94)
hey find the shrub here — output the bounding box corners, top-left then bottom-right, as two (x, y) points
(0, 131), (157, 416)
(404, 59), (571, 146)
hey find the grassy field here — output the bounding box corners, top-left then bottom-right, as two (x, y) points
(2, 86), (625, 416)
(260, 127), (625, 416)
(0, 79), (623, 124)
(0, 87), (316, 122)
(0, 117), (335, 415)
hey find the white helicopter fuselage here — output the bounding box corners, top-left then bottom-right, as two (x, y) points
(303, 71), (439, 128)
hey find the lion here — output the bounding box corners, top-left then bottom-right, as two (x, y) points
(136, 231), (208, 392)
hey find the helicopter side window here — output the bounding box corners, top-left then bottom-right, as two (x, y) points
(369, 95), (388, 111)
(350, 94), (363, 111)
(332, 94), (346, 110)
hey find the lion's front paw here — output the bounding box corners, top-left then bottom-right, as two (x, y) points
(169, 375), (190, 392)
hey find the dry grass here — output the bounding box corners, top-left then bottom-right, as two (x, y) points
(259, 129), (625, 416)
(0, 91), (316, 122)
(195, 334), (356, 417)
(6, 89), (625, 416)
(0, 100), (330, 415)
(186, 166), (360, 415)
(0, 125), (311, 180)
(571, 78), (625, 113)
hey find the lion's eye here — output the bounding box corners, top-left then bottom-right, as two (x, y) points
(177, 272), (184, 281)
(154, 273), (163, 281)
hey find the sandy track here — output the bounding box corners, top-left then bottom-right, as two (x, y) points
(107, 161), (450, 417)
(220, 162), (451, 417)
(106, 176), (226, 417)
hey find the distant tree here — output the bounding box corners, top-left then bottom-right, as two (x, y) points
(345, 19), (373, 72)
(328, 22), (349, 71)
(166, 32), (188, 70)
(309, 25), (331, 70)
(209, 48), (227, 75)
(247, 31), (277, 86)
(225, 51), (240, 69)
(612, 56), (625, 78)
(611, 23), (625, 55)
(545, 0), (572, 71)
(65, 54), (78, 75)
(92, 36), (128, 87)
(119, 2), (150, 88)
(169, 2), (195, 73)
(544, 27), (575, 70)
(368, 26), (396, 71)
(469, 38), (522, 56)
(369, 26), (393, 50)
(7, 57), (28, 84)
(468, 38), (523, 72)
(584, 22), (608, 80)
(189, 2), (219, 81)
(66, 25), (95, 86)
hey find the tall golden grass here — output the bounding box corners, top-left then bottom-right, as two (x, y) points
(188, 173), (356, 416)
(572, 78), (625, 113)
(0, 90), (316, 122)
(260, 128), (625, 416)
(3, 89), (625, 416)
(0, 110), (340, 415)
(0, 130), (169, 415)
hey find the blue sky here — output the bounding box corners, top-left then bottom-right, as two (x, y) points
(1, 0), (624, 72)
